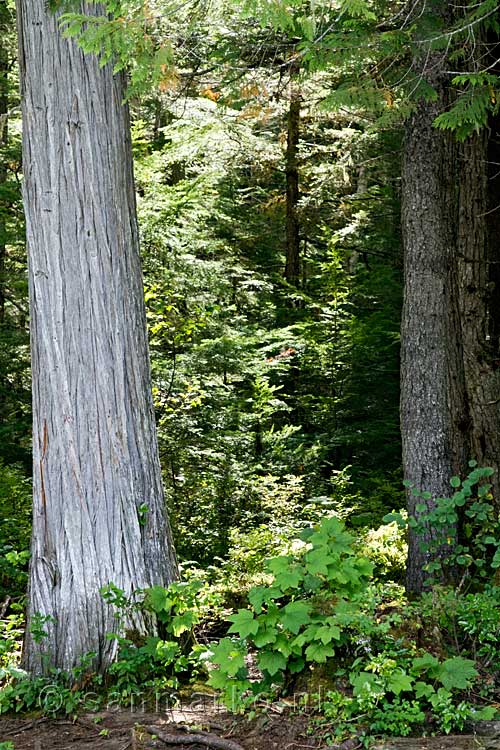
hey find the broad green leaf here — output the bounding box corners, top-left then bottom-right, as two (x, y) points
(471, 706), (497, 720)
(228, 609), (260, 639)
(351, 672), (385, 697)
(280, 601), (312, 634)
(388, 670), (413, 695)
(258, 649), (287, 676)
(253, 627), (277, 647)
(313, 624), (341, 644)
(436, 657), (477, 690)
(210, 638), (246, 677)
(305, 641), (335, 663)
(248, 586), (282, 613)
(411, 654), (439, 675)
(145, 586), (170, 614)
(273, 634), (293, 658)
(171, 610), (196, 636)
(304, 547), (329, 575)
(414, 681), (434, 698)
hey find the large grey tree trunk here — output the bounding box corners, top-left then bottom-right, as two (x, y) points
(400, 52), (469, 594)
(17, 0), (178, 675)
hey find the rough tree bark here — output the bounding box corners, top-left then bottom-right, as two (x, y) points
(400, 52), (469, 594)
(457, 131), (500, 501)
(17, 0), (178, 674)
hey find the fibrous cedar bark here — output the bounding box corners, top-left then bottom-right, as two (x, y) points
(400, 51), (468, 594)
(17, 0), (178, 674)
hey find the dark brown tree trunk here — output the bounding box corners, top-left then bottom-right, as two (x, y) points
(284, 89), (300, 286)
(17, 1), (178, 675)
(457, 131), (500, 500)
(401, 54), (469, 594)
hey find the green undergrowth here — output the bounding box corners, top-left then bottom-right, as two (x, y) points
(1, 469), (500, 743)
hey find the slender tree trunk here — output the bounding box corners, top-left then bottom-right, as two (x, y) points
(0, 0), (9, 326)
(17, 1), (177, 675)
(284, 88), (300, 286)
(400, 54), (469, 594)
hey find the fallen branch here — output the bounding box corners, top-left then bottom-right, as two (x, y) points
(144, 726), (244, 750)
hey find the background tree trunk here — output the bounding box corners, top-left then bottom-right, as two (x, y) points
(284, 89), (301, 286)
(0, 0), (9, 327)
(457, 131), (500, 501)
(17, 0), (178, 675)
(400, 57), (469, 594)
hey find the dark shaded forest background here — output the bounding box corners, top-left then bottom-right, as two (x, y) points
(0, 2), (404, 591)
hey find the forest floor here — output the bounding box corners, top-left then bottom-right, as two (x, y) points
(1, 701), (322, 750)
(3, 703), (500, 750)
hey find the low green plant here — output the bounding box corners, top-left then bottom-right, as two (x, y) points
(104, 578), (220, 699)
(0, 461), (31, 599)
(0, 658), (104, 716)
(386, 464), (500, 587)
(205, 513), (499, 736)
(359, 519), (407, 581)
(316, 648), (495, 739)
(0, 608), (24, 670)
(207, 516), (374, 709)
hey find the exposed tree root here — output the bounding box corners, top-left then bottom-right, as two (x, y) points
(145, 725), (245, 750)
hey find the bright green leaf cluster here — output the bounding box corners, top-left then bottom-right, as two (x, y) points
(207, 516), (374, 708)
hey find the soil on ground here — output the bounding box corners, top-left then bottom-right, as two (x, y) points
(0, 701), (321, 750)
(3, 705), (500, 750)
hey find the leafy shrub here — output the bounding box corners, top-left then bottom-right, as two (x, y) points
(0, 461), (31, 598)
(102, 578), (222, 700)
(207, 516), (374, 708)
(387, 464), (500, 587)
(359, 518), (407, 581)
(205, 514), (499, 735)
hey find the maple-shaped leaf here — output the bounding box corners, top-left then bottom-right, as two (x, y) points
(436, 657), (478, 690)
(305, 641), (335, 663)
(273, 633), (293, 658)
(273, 563), (304, 591)
(258, 649), (287, 676)
(280, 601), (312, 634)
(228, 609), (260, 639)
(253, 627), (277, 648)
(411, 653), (439, 675)
(248, 585), (282, 613)
(210, 638), (247, 677)
(171, 610), (196, 636)
(314, 623), (341, 645)
(388, 670), (413, 695)
(145, 586), (171, 615)
(304, 547), (329, 576)
(414, 681), (434, 699)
